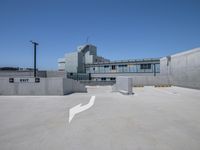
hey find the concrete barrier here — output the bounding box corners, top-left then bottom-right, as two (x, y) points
(113, 76), (133, 95)
(0, 77), (87, 95)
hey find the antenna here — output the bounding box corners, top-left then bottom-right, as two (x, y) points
(86, 36), (90, 44)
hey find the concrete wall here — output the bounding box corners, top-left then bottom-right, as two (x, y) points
(0, 77), (87, 95)
(62, 78), (87, 94)
(160, 48), (200, 89)
(131, 75), (171, 86)
(113, 76), (133, 94)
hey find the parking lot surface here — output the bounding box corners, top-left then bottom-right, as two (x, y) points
(0, 86), (200, 150)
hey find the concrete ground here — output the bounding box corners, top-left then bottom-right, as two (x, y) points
(0, 86), (200, 150)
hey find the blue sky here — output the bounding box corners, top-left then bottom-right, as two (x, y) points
(0, 0), (200, 70)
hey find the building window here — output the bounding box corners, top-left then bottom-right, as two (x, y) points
(118, 64), (127, 72)
(118, 64), (127, 67)
(104, 65), (109, 68)
(140, 64), (151, 69)
(101, 77), (106, 81)
(110, 77), (116, 81)
(111, 65), (116, 70)
(93, 68), (95, 71)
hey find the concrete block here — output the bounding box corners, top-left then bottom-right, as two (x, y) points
(114, 76), (133, 95)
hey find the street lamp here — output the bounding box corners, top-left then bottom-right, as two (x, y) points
(30, 41), (39, 77)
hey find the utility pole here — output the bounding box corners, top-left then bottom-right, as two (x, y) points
(30, 41), (39, 77)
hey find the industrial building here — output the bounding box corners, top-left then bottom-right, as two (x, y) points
(58, 44), (160, 81)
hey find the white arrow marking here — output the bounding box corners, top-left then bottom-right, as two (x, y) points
(69, 96), (95, 123)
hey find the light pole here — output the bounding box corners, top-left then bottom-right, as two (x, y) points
(30, 41), (39, 77)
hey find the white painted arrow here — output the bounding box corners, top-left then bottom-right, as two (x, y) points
(69, 96), (95, 123)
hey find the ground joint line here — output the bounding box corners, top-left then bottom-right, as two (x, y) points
(69, 96), (95, 123)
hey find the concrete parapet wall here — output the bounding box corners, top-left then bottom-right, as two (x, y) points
(0, 77), (86, 95)
(160, 48), (200, 89)
(131, 75), (171, 86)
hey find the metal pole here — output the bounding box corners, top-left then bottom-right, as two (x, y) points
(34, 43), (36, 77)
(30, 41), (39, 77)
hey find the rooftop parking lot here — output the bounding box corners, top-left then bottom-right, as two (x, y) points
(0, 86), (200, 150)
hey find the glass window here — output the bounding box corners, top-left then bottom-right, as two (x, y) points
(101, 78), (106, 81)
(111, 65), (116, 70)
(140, 64), (151, 69)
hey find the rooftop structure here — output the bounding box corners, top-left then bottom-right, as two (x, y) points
(58, 44), (160, 81)
(58, 44), (109, 72)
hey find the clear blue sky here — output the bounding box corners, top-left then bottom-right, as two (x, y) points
(0, 0), (200, 70)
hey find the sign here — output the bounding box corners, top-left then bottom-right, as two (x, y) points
(9, 78), (14, 83)
(9, 78), (40, 83)
(19, 78), (29, 83)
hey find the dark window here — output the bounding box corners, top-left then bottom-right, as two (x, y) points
(118, 64), (127, 67)
(93, 68), (95, 71)
(140, 64), (151, 69)
(104, 65), (109, 68)
(101, 78), (106, 81)
(111, 65), (116, 70)
(110, 77), (116, 81)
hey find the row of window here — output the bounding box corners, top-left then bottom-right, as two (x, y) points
(98, 64), (151, 70)
(87, 63), (160, 73)
(95, 77), (116, 81)
(140, 64), (151, 69)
